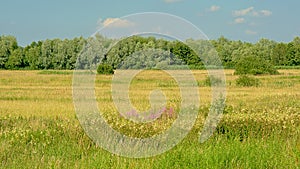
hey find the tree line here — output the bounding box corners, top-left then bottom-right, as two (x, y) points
(0, 34), (300, 70)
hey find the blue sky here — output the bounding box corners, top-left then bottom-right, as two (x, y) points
(1, 0), (299, 46)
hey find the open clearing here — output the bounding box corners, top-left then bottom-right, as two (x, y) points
(0, 70), (299, 168)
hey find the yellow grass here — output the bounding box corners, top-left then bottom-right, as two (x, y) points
(0, 69), (299, 119)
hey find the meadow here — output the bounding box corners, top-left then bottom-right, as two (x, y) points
(0, 69), (299, 168)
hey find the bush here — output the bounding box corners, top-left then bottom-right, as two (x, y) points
(97, 63), (114, 75)
(235, 56), (279, 75)
(203, 75), (224, 87)
(236, 75), (261, 87)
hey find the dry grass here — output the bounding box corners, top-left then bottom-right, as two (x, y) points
(0, 69), (299, 168)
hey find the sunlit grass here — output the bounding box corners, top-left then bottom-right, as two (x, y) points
(0, 69), (300, 168)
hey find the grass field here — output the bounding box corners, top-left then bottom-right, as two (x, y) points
(0, 70), (300, 168)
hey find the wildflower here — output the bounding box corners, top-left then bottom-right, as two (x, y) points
(168, 107), (174, 117)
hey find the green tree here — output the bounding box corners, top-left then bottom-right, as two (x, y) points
(186, 39), (215, 66)
(65, 37), (85, 69)
(40, 39), (55, 69)
(286, 37), (300, 66)
(78, 35), (110, 69)
(211, 36), (244, 68)
(25, 41), (42, 69)
(253, 38), (276, 62)
(6, 48), (24, 69)
(271, 43), (288, 65)
(235, 56), (279, 75)
(0, 35), (18, 68)
(170, 40), (201, 66)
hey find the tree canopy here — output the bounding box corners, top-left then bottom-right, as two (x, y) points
(0, 34), (299, 71)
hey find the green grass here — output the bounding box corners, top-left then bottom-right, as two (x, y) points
(0, 70), (300, 168)
(275, 66), (300, 69)
(1, 116), (299, 168)
(38, 70), (74, 75)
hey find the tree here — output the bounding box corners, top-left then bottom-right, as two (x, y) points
(235, 56), (279, 75)
(170, 40), (202, 67)
(65, 37), (85, 69)
(0, 35), (18, 68)
(40, 39), (55, 69)
(253, 38), (276, 62)
(6, 48), (24, 69)
(271, 43), (288, 66)
(186, 39), (217, 66)
(77, 35), (109, 69)
(286, 37), (300, 66)
(25, 41), (42, 69)
(0, 34), (299, 70)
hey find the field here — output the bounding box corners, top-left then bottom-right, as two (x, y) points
(0, 70), (300, 168)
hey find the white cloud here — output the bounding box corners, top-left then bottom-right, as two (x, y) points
(233, 7), (272, 17)
(245, 30), (258, 35)
(234, 18), (245, 24)
(260, 10), (272, 16)
(163, 0), (182, 3)
(233, 7), (254, 17)
(209, 5), (220, 12)
(252, 10), (272, 17)
(98, 18), (135, 28)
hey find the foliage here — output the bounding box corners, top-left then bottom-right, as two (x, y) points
(170, 40), (202, 67)
(1, 34), (300, 70)
(236, 75), (261, 87)
(286, 37), (300, 66)
(104, 36), (202, 69)
(97, 63), (114, 75)
(234, 56), (279, 75)
(5, 48), (25, 69)
(118, 49), (174, 69)
(77, 35), (113, 70)
(0, 35), (18, 69)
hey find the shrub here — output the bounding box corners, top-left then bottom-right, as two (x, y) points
(236, 75), (261, 87)
(235, 56), (279, 75)
(97, 63), (114, 75)
(203, 75), (224, 87)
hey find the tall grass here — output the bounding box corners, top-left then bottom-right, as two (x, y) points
(0, 70), (299, 168)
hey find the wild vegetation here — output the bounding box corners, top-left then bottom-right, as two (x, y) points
(234, 56), (279, 75)
(236, 75), (261, 87)
(97, 63), (114, 75)
(0, 70), (299, 168)
(1, 35), (300, 70)
(1, 33), (300, 168)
